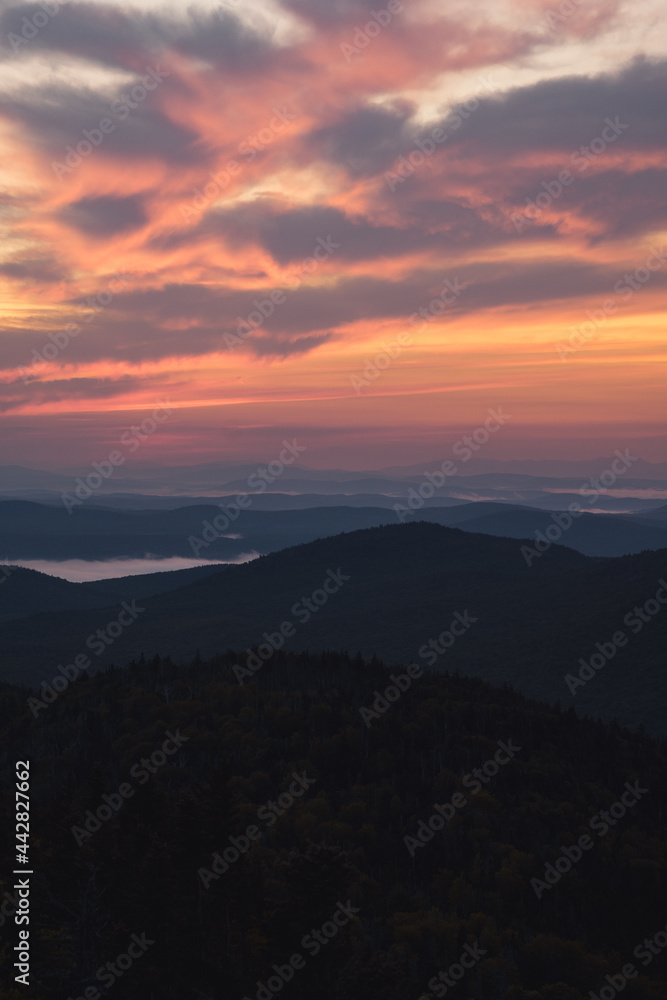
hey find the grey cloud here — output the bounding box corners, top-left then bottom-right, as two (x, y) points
(0, 257), (65, 283)
(424, 55), (666, 153)
(279, 0), (383, 25)
(98, 259), (667, 348)
(305, 102), (414, 176)
(0, 2), (275, 70)
(4, 255), (664, 373)
(295, 58), (665, 188)
(162, 199), (505, 265)
(0, 82), (202, 166)
(0, 374), (137, 412)
(564, 168), (667, 241)
(244, 332), (336, 357)
(59, 195), (147, 237)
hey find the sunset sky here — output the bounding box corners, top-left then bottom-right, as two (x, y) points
(0, 0), (666, 469)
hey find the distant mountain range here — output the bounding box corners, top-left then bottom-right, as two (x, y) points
(4, 455), (667, 487)
(2, 460), (667, 510)
(2, 522), (666, 737)
(2, 499), (667, 562)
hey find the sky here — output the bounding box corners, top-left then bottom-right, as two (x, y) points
(0, 0), (666, 470)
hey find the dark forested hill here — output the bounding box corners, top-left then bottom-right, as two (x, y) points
(0, 650), (665, 999)
(0, 565), (121, 623)
(2, 522), (666, 736)
(633, 503), (667, 522)
(446, 507), (667, 557)
(0, 562), (227, 623)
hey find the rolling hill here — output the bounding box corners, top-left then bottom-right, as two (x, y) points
(0, 561), (228, 623)
(2, 647), (665, 998)
(2, 521), (666, 736)
(3, 498), (667, 562)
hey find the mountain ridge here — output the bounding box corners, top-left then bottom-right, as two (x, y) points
(2, 521), (666, 737)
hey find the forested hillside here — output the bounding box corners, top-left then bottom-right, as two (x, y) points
(2, 523), (666, 736)
(0, 650), (665, 999)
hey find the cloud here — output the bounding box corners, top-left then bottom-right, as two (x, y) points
(0, 0), (665, 452)
(58, 194), (148, 236)
(162, 198), (506, 264)
(305, 101), (415, 176)
(0, 80), (203, 167)
(363, 57), (667, 243)
(425, 55), (666, 154)
(5, 252), (662, 375)
(0, 2), (276, 70)
(280, 0), (393, 25)
(0, 374), (138, 412)
(244, 332), (336, 357)
(0, 257), (65, 284)
(60, 195), (146, 239)
(563, 168), (667, 241)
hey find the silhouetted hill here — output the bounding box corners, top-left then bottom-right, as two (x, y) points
(0, 562), (228, 623)
(81, 562), (229, 599)
(453, 508), (667, 556)
(0, 500), (407, 560)
(0, 649), (665, 998)
(3, 522), (666, 736)
(4, 498), (667, 561)
(634, 503), (667, 522)
(0, 566), (120, 623)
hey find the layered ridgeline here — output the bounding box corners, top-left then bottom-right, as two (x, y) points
(2, 522), (666, 736)
(3, 498), (667, 560)
(0, 651), (665, 999)
(0, 562), (226, 624)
